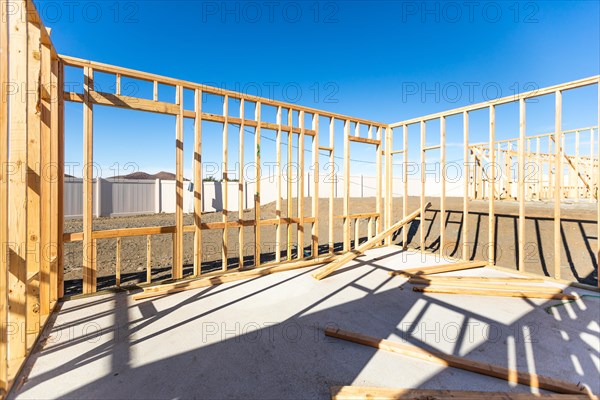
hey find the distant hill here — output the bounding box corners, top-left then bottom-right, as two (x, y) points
(112, 171), (189, 181)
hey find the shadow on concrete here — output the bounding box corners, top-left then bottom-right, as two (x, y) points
(406, 207), (598, 286)
(15, 252), (600, 399)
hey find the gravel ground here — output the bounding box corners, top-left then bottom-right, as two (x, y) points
(63, 196), (598, 295)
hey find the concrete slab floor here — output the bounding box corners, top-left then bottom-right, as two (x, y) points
(9, 247), (600, 399)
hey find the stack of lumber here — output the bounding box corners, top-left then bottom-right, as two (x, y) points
(408, 275), (577, 300)
(387, 260), (578, 301)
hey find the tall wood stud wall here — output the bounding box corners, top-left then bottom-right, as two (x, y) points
(1, 1), (64, 397)
(58, 49), (388, 293)
(390, 76), (600, 285)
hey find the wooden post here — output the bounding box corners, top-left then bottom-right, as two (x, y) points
(222, 95), (229, 271)
(488, 105), (496, 264)
(311, 113), (319, 257)
(7, 0), (29, 373)
(343, 120), (350, 252)
(115, 238), (121, 287)
(562, 133), (567, 198)
(26, 17), (42, 342)
(506, 141), (510, 199)
(472, 151), (477, 199)
(496, 145), (502, 197)
(548, 137), (553, 198)
(354, 124), (360, 248)
(287, 109), (293, 260)
(419, 121), (426, 251)
(367, 129), (374, 240)
(0, 0), (9, 391)
(505, 143), (511, 198)
(462, 111), (470, 260)
(254, 101), (262, 266)
(385, 126), (393, 246)
(146, 235), (152, 283)
(49, 56), (60, 304)
(39, 41), (52, 317)
(518, 98), (526, 271)
(536, 137), (541, 200)
(477, 151), (484, 199)
(83, 66), (95, 293)
(554, 91), (562, 280)
(565, 134), (572, 198)
(238, 99), (245, 268)
(591, 128), (596, 201)
(57, 60), (64, 298)
(174, 85), (184, 279)
(115, 73), (121, 96)
(526, 138), (531, 200)
(193, 89), (202, 276)
(376, 126), (383, 240)
(468, 148), (473, 200)
(575, 130), (580, 201)
(171, 231), (176, 278)
(92, 239), (97, 289)
(402, 125), (408, 249)
(440, 116), (446, 258)
(275, 106), (282, 262)
(297, 111), (305, 258)
(329, 118), (335, 254)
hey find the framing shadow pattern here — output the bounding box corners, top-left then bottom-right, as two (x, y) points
(12, 249), (600, 399)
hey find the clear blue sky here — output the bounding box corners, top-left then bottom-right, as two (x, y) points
(36, 0), (600, 179)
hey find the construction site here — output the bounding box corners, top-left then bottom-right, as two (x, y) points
(1, 1), (599, 399)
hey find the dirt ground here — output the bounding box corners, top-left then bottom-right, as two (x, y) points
(63, 196), (598, 295)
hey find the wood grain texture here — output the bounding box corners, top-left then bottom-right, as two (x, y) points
(330, 386), (593, 400)
(0, 0), (9, 392)
(412, 286), (577, 300)
(325, 327), (591, 395)
(388, 260), (488, 277)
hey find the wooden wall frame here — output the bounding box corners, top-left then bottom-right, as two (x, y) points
(1, 1), (62, 396)
(58, 55), (387, 291)
(390, 76), (600, 283)
(1, 3), (598, 398)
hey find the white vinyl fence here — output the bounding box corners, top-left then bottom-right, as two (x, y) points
(64, 175), (464, 218)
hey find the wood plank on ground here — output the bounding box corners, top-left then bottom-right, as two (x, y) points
(330, 386), (595, 400)
(412, 286), (577, 300)
(408, 278), (563, 292)
(416, 276), (545, 283)
(324, 327), (592, 395)
(133, 255), (338, 300)
(388, 260), (488, 277)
